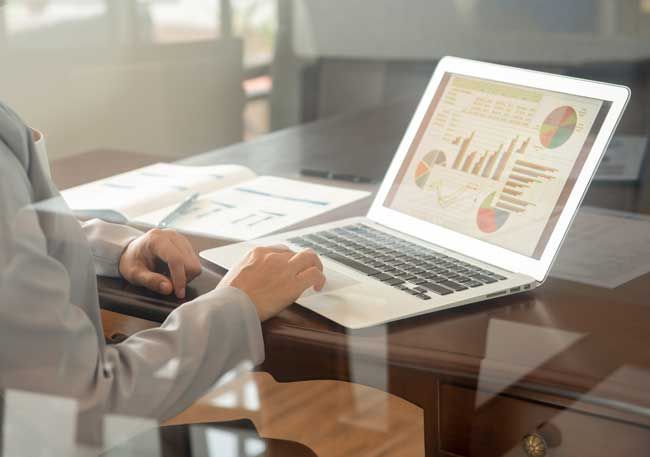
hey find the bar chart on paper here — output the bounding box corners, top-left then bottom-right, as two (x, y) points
(138, 176), (370, 241)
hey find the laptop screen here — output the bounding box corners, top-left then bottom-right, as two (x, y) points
(384, 73), (612, 259)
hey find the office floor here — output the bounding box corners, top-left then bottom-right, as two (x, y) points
(167, 372), (425, 457)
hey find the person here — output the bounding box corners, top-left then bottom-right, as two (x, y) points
(0, 101), (327, 422)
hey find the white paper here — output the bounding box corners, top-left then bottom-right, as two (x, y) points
(595, 135), (648, 181)
(136, 176), (371, 240)
(550, 207), (650, 288)
(62, 163), (256, 221)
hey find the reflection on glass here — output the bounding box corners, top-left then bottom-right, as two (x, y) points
(476, 317), (584, 408)
(494, 366), (650, 457)
(346, 327), (389, 432)
(0, 1), (648, 456)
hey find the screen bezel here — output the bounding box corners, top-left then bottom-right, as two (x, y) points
(368, 56), (630, 282)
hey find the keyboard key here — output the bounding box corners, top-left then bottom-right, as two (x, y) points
(373, 273), (394, 282)
(396, 273), (417, 281)
(325, 254), (381, 276)
(420, 282), (454, 296)
(384, 278), (405, 286)
(455, 277), (473, 284)
(466, 281), (484, 288)
(411, 278), (430, 285)
(416, 294), (432, 301)
(422, 273), (443, 281)
(438, 280), (468, 291)
(472, 274), (498, 284)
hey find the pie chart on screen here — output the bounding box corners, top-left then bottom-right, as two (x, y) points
(477, 192), (510, 233)
(540, 106), (578, 149)
(414, 150), (446, 189)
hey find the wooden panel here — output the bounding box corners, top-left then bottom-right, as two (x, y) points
(439, 384), (650, 457)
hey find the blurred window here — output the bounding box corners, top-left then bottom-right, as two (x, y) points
(232, 0), (277, 67)
(138, 0), (221, 43)
(1, 0), (108, 48)
(3, 0), (106, 36)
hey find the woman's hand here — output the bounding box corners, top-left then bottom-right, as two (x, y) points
(220, 246), (327, 321)
(119, 228), (202, 299)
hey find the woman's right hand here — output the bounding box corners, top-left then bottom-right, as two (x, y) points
(219, 246), (327, 321)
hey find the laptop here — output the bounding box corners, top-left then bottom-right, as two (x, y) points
(201, 57), (630, 329)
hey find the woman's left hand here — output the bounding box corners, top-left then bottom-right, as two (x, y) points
(119, 228), (203, 299)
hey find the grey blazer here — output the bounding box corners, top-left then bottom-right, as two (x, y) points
(0, 102), (264, 422)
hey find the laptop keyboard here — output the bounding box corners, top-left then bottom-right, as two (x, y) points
(289, 224), (508, 301)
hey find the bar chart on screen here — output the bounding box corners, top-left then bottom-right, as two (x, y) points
(388, 73), (604, 256)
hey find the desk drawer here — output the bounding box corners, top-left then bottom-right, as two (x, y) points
(439, 384), (650, 457)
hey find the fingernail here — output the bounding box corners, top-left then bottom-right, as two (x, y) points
(179, 288), (186, 299)
(160, 282), (170, 293)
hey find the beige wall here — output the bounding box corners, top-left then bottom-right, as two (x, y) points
(0, 42), (245, 160)
(0, 6), (246, 161)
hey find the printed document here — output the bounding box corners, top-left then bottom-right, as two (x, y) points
(62, 163), (370, 240)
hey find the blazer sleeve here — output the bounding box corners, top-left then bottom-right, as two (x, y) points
(0, 155), (265, 422)
(81, 219), (144, 278)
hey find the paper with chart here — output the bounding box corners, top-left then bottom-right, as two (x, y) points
(62, 163), (256, 222)
(385, 74), (608, 258)
(551, 207), (650, 288)
(135, 176), (371, 240)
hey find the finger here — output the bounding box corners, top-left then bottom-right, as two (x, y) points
(252, 245), (293, 257)
(296, 266), (327, 292)
(133, 268), (174, 295)
(168, 233), (202, 279)
(289, 249), (323, 274)
(162, 229), (195, 258)
(268, 244), (292, 252)
(155, 241), (188, 299)
(171, 230), (197, 258)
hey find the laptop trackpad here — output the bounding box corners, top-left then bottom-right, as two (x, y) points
(302, 267), (359, 298)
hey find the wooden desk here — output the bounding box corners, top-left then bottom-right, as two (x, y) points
(53, 100), (650, 457)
